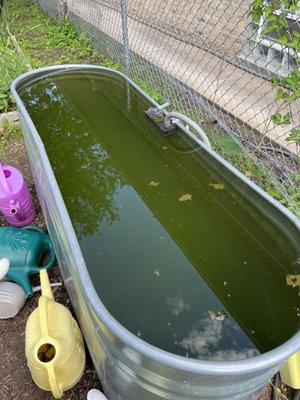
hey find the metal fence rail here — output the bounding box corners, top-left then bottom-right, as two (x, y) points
(35, 0), (300, 214)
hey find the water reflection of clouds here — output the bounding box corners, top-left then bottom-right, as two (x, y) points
(208, 348), (259, 361)
(180, 317), (259, 361)
(167, 296), (190, 316)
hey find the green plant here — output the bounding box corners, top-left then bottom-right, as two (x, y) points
(0, 0), (102, 110)
(249, 0), (300, 210)
(2, 119), (23, 141)
(102, 58), (123, 71)
(0, 119), (23, 156)
(0, 46), (29, 111)
(0, 4), (30, 111)
(0, 140), (5, 157)
(137, 81), (163, 103)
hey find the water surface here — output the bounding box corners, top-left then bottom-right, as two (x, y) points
(19, 70), (300, 360)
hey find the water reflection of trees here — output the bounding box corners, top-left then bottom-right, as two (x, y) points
(22, 80), (126, 239)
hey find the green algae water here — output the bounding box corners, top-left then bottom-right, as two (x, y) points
(19, 70), (300, 361)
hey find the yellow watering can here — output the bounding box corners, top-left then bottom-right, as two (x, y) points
(280, 352), (300, 389)
(25, 269), (86, 399)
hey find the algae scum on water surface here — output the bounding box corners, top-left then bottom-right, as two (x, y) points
(20, 70), (300, 361)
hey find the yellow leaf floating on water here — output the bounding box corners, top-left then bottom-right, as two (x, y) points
(148, 181), (160, 187)
(179, 193), (192, 202)
(209, 182), (224, 190)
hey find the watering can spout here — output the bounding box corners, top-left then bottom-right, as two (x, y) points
(9, 200), (25, 221)
(40, 269), (54, 300)
(0, 162), (36, 227)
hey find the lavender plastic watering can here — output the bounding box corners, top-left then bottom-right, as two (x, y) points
(0, 162), (35, 227)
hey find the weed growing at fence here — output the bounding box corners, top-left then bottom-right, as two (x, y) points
(208, 128), (298, 211)
(102, 58), (123, 71)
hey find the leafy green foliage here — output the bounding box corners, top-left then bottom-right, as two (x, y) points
(271, 111), (292, 125)
(210, 134), (243, 156)
(1, 120), (23, 141)
(0, 119), (23, 157)
(102, 58), (123, 71)
(249, 0), (300, 215)
(0, 44), (29, 111)
(137, 81), (163, 103)
(249, 1), (300, 121)
(286, 127), (300, 144)
(0, 0), (102, 112)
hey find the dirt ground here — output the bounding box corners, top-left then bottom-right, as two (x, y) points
(0, 133), (286, 400)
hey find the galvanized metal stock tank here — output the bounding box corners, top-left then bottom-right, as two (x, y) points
(11, 65), (300, 400)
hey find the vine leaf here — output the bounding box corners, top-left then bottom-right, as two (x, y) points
(287, 128), (300, 144)
(271, 112), (291, 126)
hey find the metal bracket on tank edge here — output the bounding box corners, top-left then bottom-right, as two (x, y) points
(145, 103), (212, 148)
(144, 102), (177, 136)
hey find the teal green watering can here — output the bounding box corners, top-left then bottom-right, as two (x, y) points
(0, 226), (56, 296)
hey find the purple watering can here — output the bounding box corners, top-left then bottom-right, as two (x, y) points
(0, 162), (36, 227)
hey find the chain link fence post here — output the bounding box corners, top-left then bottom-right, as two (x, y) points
(59, 0), (68, 19)
(120, 0), (131, 77)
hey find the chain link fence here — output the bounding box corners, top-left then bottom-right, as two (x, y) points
(35, 0), (300, 214)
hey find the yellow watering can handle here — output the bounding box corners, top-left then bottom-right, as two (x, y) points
(47, 363), (63, 399)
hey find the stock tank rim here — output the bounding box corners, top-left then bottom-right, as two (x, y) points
(11, 64), (300, 376)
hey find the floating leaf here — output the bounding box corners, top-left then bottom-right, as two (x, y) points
(208, 310), (227, 321)
(286, 274), (300, 287)
(162, 146), (168, 150)
(209, 182), (224, 190)
(148, 181), (160, 187)
(179, 193), (192, 202)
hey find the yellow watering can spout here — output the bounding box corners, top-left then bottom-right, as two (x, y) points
(40, 268), (54, 300)
(25, 269), (86, 399)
